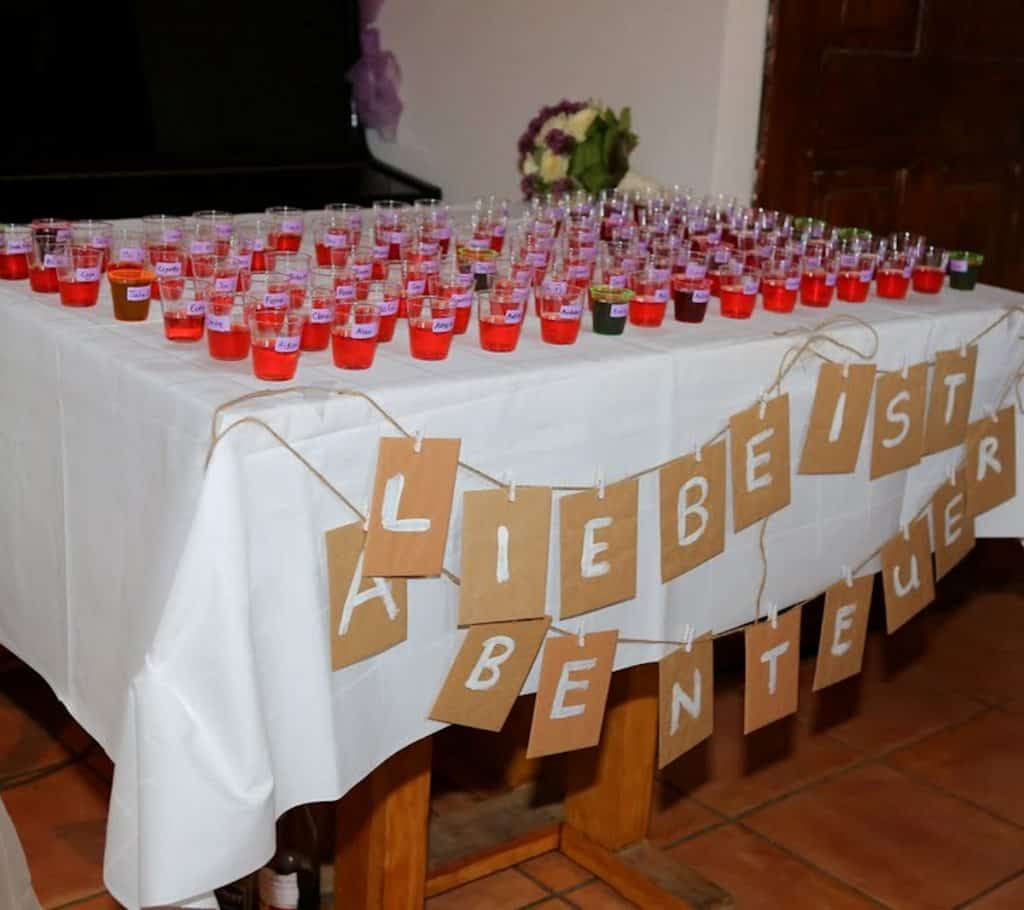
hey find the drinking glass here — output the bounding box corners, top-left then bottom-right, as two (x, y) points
(799, 254), (839, 307)
(477, 288), (525, 353)
(331, 301), (380, 369)
(912, 245), (947, 294)
(29, 220), (71, 292)
(719, 265), (761, 319)
(57, 244), (102, 307)
(159, 275), (208, 341)
(0, 224), (31, 279)
(539, 284), (584, 344)
(407, 296), (455, 360)
(248, 301), (304, 381)
(206, 295), (251, 361)
(109, 268), (155, 321)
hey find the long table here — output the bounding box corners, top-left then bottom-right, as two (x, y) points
(1, 231), (1021, 906)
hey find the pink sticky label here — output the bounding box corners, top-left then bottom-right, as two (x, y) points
(282, 218), (303, 234)
(274, 336), (300, 353)
(609, 302), (628, 318)
(372, 244), (389, 259)
(526, 251), (547, 267)
(512, 287), (529, 305)
(533, 221), (555, 237)
(75, 267), (100, 282)
(825, 273), (837, 287)
(251, 239), (266, 251)
(492, 223), (506, 237)
(513, 267), (533, 284)
(840, 254), (858, 268)
(335, 284), (356, 301)
(155, 261), (182, 277)
(473, 260), (496, 275)
(685, 262), (707, 279)
(214, 223), (234, 238)
(352, 263), (372, 280)
(609, 274), (627, 289)
(859, 268), (874, 283)
(387, 230), (406, 245)
(468, 237), (490, 251)
(419, 241), (439, 256)
(434, 225), (452, 239)
(804, 256), (821, 269)
(90, 236), (111, 248)
(190, 240), (215, 255)
(714, 248), (730, 264)
(324, 232), (349, 248)
(127, 285), (151, 302)
(163, 228), (183, 243)
(4, 237), (30, 254)
(431, 315), (455, 333)
(420, 259), (439, 274)
(654, 287), (670, 302)
(350, 322), (377, 339)
(652, 267), (671, 282)
(186, 300), (206, 315)
(233, 253), (252, 269)
(784, 276), (801, 291)
(310, 307), (333, 324)
(206, 313), (231, 332)
(560, 302), (583, 317)
(543, 279), (567, 296)
(214, 276), (237, 292)
(405, 278), (426, 295)
(287, 268), (308, 281)
(452, 291), (473, 308)
(692, 288), (710, 304)
(264, 291), (289, 308)
(119, 246), (144, 263)
(42, 253), (64, 269)
(950, 258), (968, 273)
(379, 297), (399, 316)
(569, 264), (590, 280)
(742, 277), (759, 295)
(902, 265), (913, 279)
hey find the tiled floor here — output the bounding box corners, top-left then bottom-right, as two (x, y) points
(3, 542), (1023, 908)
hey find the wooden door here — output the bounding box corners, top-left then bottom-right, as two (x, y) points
(757, 0), (1024, 291)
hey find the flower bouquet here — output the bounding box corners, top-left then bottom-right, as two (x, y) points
(517, 99), (639, 200)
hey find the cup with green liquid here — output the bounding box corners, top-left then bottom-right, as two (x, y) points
(590, 285), (633, 335)
(947, 251), (983, 291)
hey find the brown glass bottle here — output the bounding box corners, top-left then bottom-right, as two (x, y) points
(257, 807), (320, 910)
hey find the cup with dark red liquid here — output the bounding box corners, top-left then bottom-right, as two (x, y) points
(671, 272), (711, 323)
(109, 267), (156, 321)
(373, 200), (411, 261)
(407, 296), (455, 361)
(719, 265), (761, 319)
(158, 274), (208, 341)
(28, 220), (71, 292)
(539, 284), (584, 344)
(109, 226), (146, 271)
(799, 254), (839, 307)
(266, 206), (304, 252)
(332, 301), (380, 370)
(206, 294), (251, 361)
(477, 288), (525, 353)
(71, 220), (113, 271)
(911, 245), (947, 294)
(629, 265), (670, 327)
(248, 299), (304, 381)
(0, 224), (31, 280)
(760, 257), (800, 313)
(56, 245), (102, 307)
(473, 195), (509, 252)
(875, 252), (914, 300)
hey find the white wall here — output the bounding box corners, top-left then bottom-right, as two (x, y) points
(367, 0), (768, 204)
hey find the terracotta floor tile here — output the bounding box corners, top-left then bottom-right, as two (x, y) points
(668, 824), (877, 910)
(67, 894), (123, 910)
(0, 688), (70, 783)
(661, 683), (861, 817)
(3, 764), (110, 909)
(967, 873), (1024, 909)
(888, 710), (1024, 826)
(563, 881), (637, 908)
(518, 851), (591, 892)
(1, 667), (94, 756)
(426, 868), (548, 909)
(745, 763), (1024, 909)
(646, 780), (722, 846)
(531, 900), (573, 909)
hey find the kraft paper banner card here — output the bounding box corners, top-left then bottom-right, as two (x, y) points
(812, 575), (873, 692)
(730, 394), (791, 532)
(966, 406), (1017, 517)
(527, 629), (618, 759)
(799, 362), (875, 475)
(659, 440), (727, 583)
(658, 638), (714, 769)
(924, 345), (978, 454)
(459, 487), (552, 625)
(881, 515), (935, 634)
(363, 437), (461, 577)
(430, 618), (550, 732)
(870, 363), (927, 480)
(744, 605), (802, 734)
(932, 469), (975, 580)
(327, 523), (408, 670)
(559, 479), (639, 619)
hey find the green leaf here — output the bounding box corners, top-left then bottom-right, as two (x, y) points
(619, 106), (631, 133)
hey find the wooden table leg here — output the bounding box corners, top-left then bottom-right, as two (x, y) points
(564, 663), (658, 850)
(335, 735), (432, 909)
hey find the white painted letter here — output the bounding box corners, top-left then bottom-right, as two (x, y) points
(339, 551), (398, 635)
(943, 493), (964, 546)
(942, 372), (967, 424)
(831, 604), (857, 657)
(581, 517), (612, 578)
(977, 435), (1002, 482)
(550, 658), (597, 719)
(828, 390), (847, 444)
(746, 427), (775, 492)
(882, 391), (911, 449)
(893, 556), (920, 598)
(677, 476), (709, 547)
(380, 473), (432, 533)
(760, 641), (790, 696)
(496, 524), (510, 584)
(465, 635), (515, 691)
(670, 670), (702, 735)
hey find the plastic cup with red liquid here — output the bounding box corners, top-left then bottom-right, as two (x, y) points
(28, 220), (71, 292)
(264, 251), (311, 309)
(142, 215), (184, 249)
(799, 252), (839, 307)
(158, 274), (208, 341)
(912, 245), (947, 294)
(368, 280), (401, 342)
(719, 265), (761, 319)
(108, 226), (145, 271)
(312, 213), (354, 267)
(206, 294), (251, 361)
(235, 217), (270, 272)
(473, 196), (509, 252)
(437, 261), (476, 335)
(760, 257), (800, 313)
(539, 283), (584, 345)
(407, 296), (455, 361)
(324, 203), (364, 249)
(192, 210), (234, 257)
(413, 199), (451, 255)
(349, 242), (379, 292)
(248, 300), (304, 382)
(0, 224), (31, 280)
(835, 246), (876, 303)
(598, 189), (629, 242)
(400, 257), (432, 319)
(332, 301), (380, 370)
(147, 245), (185, 300)
(56, 245), (102, 307)
(629, 265), (670, 327)
(373, 200), (411, 261)
(875, 252), (914, 299)
(706, 243), (737, 298)
(71, 220), (113, 271)
(266, 206), (304, 252)
(477, 288), (525, 353)
(305, 267), (347, 352)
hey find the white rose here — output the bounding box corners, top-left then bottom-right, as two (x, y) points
(539, 150), (569, 182)
(522, 155), (539, 176)
(537, 113), (569, 144)
(566, 108), (598, 142)
(617, 170), (660, 194)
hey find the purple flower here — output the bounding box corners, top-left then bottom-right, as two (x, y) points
(545, 129), (576, 156)
(521, 174), (543, 200)
(551, 177), (577, 195)
(518, 134), (534, 157)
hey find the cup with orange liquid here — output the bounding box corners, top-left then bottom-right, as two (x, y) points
(109, 267), (156, 321)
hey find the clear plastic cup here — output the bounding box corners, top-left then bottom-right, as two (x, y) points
(312, 212), (355, 267)
(799, 254), (839, 307)
(331, 301), (380, 369)
(324, 202), (364, 248)
(29, 220), (71, 292)
(368, 280), (401, 342)
(477, 288), (525, 353)
(142, 214), (184, 247)
(206, 294), (251, 361)
(109, 226), (146, 271)
(57, 244), (102, 307)
(147, 245), (185, 300)
(912, 245), (947, 294)
(248, 302), (304, 381)
(159, 275), (208, 341)
(192, 210), (234, 255)
(539, 284), (584, 344)
(71, 220), (113, 270)
(407, 296), (455, 360)
(719, 265), (761, 319)
(235, 217), (271, 272)
(373, 200), (411, 261)
(0, 224), (31, 280)
(266, 206), (305, 252)
(629, 265), (670, 327)
(109, 267), (156, 321)
(876, 252), (914, 299)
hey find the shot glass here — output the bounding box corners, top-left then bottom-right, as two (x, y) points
(108, 267), (156, 321)
(71, 220), (113, 270)
(477, 289), (525, 353)
(206, 295), (251, 361)
(671, 273), (711, 323)
(912, 245), (947, 294)
(407, 296), (455, 361)
(760, 258), (800, 313)
(799, 255), (839, 307)
(331, 301), (380, 370)
(947, 251), (983, 291)
(590, 285), (632, 335)
(266, 206), (305, 252)
(109, 226), (146, 270)
(248, 303), (304, 381)
(158, 275), (208, 341)
(875, 253), (913, 299)
(629, 265), (670, 327)
(719, 266), (761, 319)
(539, 284), (584, 344)
(57, 245), (103, 307)
(0, 224), (31, 280)
(29, 220), (71, 292)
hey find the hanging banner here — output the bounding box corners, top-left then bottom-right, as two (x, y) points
(363, 437), (461, 576)
(559, 479), (639, 619)
(526, 629), (618, 759)
(924, 346), (978, 454)
(657, 637), (714, 769)
(429, 618), (550, 732)
(932, 469), (975, 580)
(743, 605), (802, 734)
(730, 394), (792, 532)
(799, 362), (876, 475)
(327, 523), (408, 670)
(966, 406), (1017, 517)
(881, 515), (935, 633)
(812, 575), (873, 691)
(870, 363), (927, 480)
(658, 440), (727, 582)
(458, 487), (552, 625)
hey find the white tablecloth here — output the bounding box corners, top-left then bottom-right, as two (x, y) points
(1, 226), (1022, 907)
